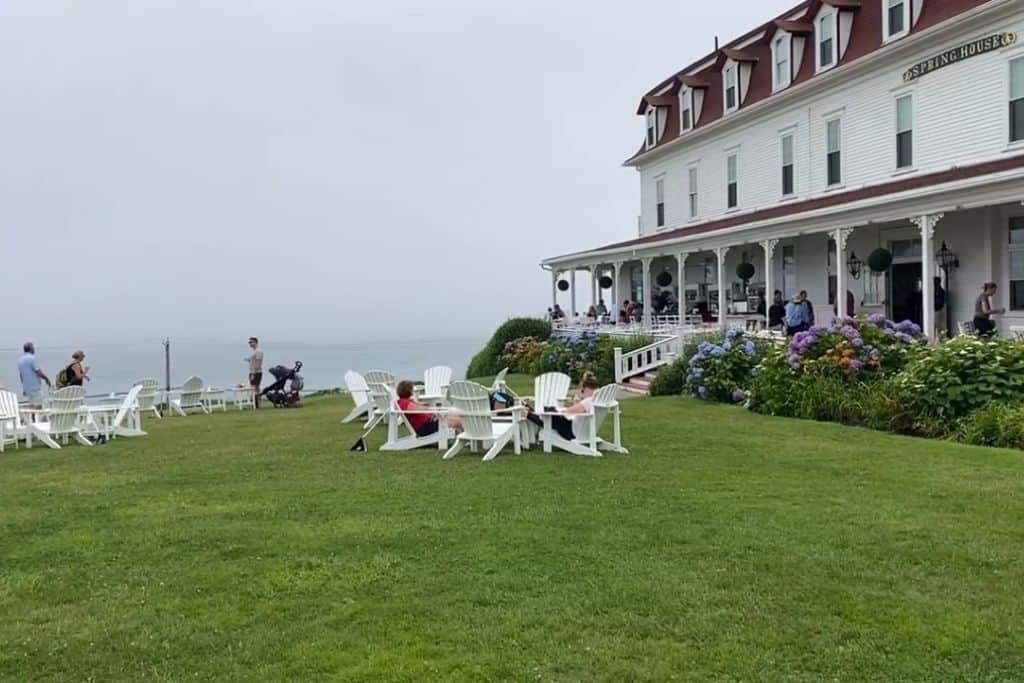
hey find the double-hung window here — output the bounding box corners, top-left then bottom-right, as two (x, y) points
(896, 95), (913, 169)
(726, 154), (738, 209)
(884, 0), (909, 41)
(818, 12), (836, 71)
(680, 89), (693, 132)
(781, 134), (795, 196)
(645, 108), (657, 148)
(826, 118), (842, 186)
(1011, 218), (1024, 309)
(688, 167), (699, 219)
(724, 66), (738, 112)
(1011, 58), (1024, 143)
(773, 35), (791, 91)
(655, 177), (665, 228)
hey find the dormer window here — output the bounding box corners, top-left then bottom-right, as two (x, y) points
(680, 88), (693, 132)
(817, 11), (837, 72)
(645, 108), (657, 149)
(724, 65), (738, 113)
(773, 34), (792, 91)
(883, 0), (910, 42)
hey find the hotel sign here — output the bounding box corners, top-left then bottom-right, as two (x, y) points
(903, 32), (1017, 82)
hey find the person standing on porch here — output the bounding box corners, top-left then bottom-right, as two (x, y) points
(784, 295), (808, 337)
(973, 282), (1005, 337)
(799, 290), (815, 326)
(768, 290), (786, 330)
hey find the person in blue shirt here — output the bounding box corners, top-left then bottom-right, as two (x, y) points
(17, 342), (51, 407)
(784, 294), (808, 337)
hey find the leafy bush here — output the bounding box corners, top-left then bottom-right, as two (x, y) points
(498, 329), (651, 384)
(685, 329), (766, 403)
(897, 336), (1024, 421)
(649, 331), (727, 397)
(787, 316), (925, 379)
(466, 318), (551, 378)
(956, 403), (1024, 449)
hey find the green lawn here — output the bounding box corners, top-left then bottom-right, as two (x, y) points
(2, 375), (1023, 681)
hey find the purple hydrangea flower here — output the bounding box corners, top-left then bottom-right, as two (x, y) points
(849, 360), (863, 373)
(731, 389), (746, 403)
(743, 340), (756, 357)
(697, 386), (709, 400)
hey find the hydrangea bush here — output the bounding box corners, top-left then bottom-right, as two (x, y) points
(685, 329), (763, 403)
(787, 316), (925, 378)
(501, 330), (651, 384)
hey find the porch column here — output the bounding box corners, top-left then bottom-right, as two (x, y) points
(716, 246), (729, 330)
(641, 257), (653, 328)
(761, 239), (778, 328)
(912, 213), (945, 340)
(590, 265), (598, 309)
(550, 269), (558, 308)
(834, 228), (854, 321)
(677, 253), (689, 320)
(612, 261), (622, 320)
(570, 268), (577, 317)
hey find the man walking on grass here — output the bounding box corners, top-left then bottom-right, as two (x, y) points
(246, 337), (263, 408)
(18, 342), (51, 407)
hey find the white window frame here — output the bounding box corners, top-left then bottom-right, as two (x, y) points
(816, 10), (838, 73)
(825, 116), (843, 188)
(679, 88), (693, 133)
(772, 33), (792, 92)
(780, 133), (796, 198)
(1009, 54), (1024, 147)
(723, 64), (738, 114)
(725, 150), (739, 211)
(688, 164), (700, 221)
(645, 107), (657, 150)
(895, 93), (914, 171)
(1009, 217), (1024, 310)
(654, 175), (666, 228)
(882, 0), (910, 43)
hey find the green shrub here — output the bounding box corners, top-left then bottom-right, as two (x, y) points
(493, 329), (650, 384)
(896, 336), (1024, 421)
(956, 403), (1024, 449)
(649, 331), (725, 397)
(685, 329), (769, 403)
(466, 318), (551, 378)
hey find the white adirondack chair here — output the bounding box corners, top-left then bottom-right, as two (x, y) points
(534, 372), (572, 411)
(25, 386), (91, 449)
(170, 376), (208, 416)
(443, 381), (522, 462)
(542, 384), (628, 457)
(342, 370), (372, 424)
(0, 389), (27, 452)
(418, 365), (452, 401)
(87, 384), (146, 440)
(362, 370), (396, 434)
(380, 384), (448, 451)
(134, 378), (162, 419)
(489, 367), (519, 398)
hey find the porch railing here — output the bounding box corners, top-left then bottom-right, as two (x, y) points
(613, 334), (680, 384)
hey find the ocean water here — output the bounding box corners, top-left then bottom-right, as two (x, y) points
(0, 337), (484, 398)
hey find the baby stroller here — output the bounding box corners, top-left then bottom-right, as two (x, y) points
(263, 361), (304, 407)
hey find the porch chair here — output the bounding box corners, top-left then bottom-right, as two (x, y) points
(443, 381), (522, 462)
(0, 390), (27, 452)
(25, 386), (91, 449)
(540, 384), (628, 457)
(342, 370), (372, 424)
(170, 376), (208, 416)
(418, 365), (453, 401)
(86, 384), (146, 441)
(134, 378), (162, 419)
(380, 384), (448, 452)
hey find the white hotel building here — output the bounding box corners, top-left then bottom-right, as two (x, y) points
(542, 0), (1024, 339)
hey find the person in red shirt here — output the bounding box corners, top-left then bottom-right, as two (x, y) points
(396, 380), (461, 436)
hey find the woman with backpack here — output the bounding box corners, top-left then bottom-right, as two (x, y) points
(58, 350), (89, 388)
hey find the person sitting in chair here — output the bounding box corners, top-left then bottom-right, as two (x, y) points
(547, 375), (600, 441)
(396, 380), (459, 435)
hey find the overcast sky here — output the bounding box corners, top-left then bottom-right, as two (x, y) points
(1, 0), (794, 346)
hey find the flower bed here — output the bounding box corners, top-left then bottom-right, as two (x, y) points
(500, 330), (650, 384)
(685, 329), (764, 403)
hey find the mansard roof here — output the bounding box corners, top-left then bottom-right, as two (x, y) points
(627, 0), (994, 165)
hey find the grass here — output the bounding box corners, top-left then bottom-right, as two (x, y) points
(2, 374), (1024, 680)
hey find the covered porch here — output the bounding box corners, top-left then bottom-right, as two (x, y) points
(543, 176), (1024, 340)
